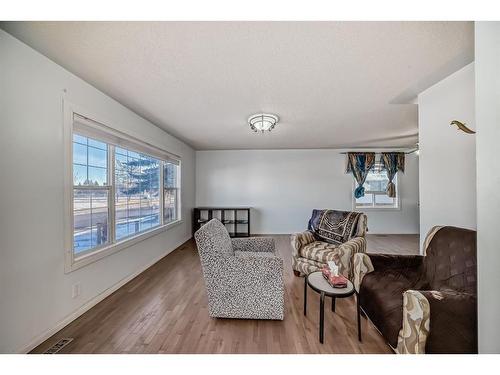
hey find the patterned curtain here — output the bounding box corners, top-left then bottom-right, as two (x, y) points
(380, 152), (405, 198)
(345, 152), (376, 198)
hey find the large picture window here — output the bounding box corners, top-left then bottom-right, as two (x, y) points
(67, 109), (181, 270)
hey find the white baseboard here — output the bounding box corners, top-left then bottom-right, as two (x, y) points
(18, 236), (192, 354)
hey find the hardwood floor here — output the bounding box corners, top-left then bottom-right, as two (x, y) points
(31, 234), (418, 354)
(366, 233), (420, 255)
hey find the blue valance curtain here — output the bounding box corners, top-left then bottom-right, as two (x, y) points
(345, 152), (376, 198)
(380, 152), (405, 198)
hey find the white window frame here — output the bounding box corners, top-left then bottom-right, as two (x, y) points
(64, 101), (182, 272)
(163, 161), (181, 225)
(352, 164), (401, 211)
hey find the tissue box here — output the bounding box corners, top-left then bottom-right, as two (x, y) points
(321, 265), (348, 288)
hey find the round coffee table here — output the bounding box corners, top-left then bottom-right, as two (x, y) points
(304, 271), (356, 344)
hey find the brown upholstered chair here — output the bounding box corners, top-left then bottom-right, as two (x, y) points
(291, 210), (367, 279)
(353, 226), (477, 354)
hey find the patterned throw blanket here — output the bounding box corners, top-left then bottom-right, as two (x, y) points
(308, 209), (361, 245)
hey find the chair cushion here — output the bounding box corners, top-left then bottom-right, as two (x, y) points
(299, 241), (338, 263)
(359, 268), (424, 348)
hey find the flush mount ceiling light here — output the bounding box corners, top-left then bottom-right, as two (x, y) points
(248, 113), (279, 133)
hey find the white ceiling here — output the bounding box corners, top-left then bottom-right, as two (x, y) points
(1, 22), (474, 150)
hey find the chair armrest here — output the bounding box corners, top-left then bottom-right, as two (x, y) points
(353, 253), (374, 292)
(336, 236), (367, 279)
(396, 290), (430, 354)
(419, 290), (477, 353)
(218, 255), (284, 292)
(232, 237), (275, 253)
(396, 290), (477, 354)
(368, 254), (424, 272)
(290, 230), (315, 258)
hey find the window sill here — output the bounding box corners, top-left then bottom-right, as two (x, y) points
(355, 206), (401, 212)
(65, 219), (183, 273)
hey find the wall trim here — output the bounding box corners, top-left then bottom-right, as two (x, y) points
(17, 236), (193, 354)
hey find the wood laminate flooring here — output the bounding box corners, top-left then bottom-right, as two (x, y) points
(31, 234), (419, 354)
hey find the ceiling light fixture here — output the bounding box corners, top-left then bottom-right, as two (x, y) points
(248, 113), (279, 133)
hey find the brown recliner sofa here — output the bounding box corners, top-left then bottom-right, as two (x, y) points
(353, 226), (477, 354)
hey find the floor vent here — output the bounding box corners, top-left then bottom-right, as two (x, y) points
(43, 338), (74, 354)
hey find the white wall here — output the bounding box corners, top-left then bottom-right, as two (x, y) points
(475, 22), (500, 354)
(196, 149), (419, 235)
(0, 30), (195, 353)
(418, 63), (476, 249)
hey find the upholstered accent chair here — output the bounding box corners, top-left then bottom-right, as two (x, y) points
(194, 218), (285, 320)
(291, 209), (367, 278)
(354, 226), (477, 354)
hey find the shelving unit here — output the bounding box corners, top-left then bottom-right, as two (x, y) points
(193, 207), (251, 237)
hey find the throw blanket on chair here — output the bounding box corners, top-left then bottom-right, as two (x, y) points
(308, 209), (361, 245)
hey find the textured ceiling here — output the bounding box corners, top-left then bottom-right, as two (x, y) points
(1, 21), (474, 150)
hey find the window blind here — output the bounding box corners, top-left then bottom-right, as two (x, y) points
(73, 113), (180, 165)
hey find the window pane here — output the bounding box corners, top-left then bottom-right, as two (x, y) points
(73, 142), (87, 165)
(72, 133), (111, 256)
(364, 169), (389, 192)
(165, 162), (178, 188)
(164, 162), (179, 223)
(354, 164), (398, 209)
(164, 188), (178, 223)
(73, 134), (87, 145)
(73, 189), (91, 253)
(90, 189), (110, 248)
(115, 147), (161, 240)
(73, 164), (87, 186)
(88, 146), (107, 168)
(73, 188), (110, 255)
(73, 133), (108, 187)
(128, 150), (140, 159)
(88, 138), (107, 150)
(355, 193), (373, 207)
(151, 205), (160, 227)
(88, 166), (107, 186)
(115, 152), (128, 170)
(375, 194), (397, 206)
(115, 146), (128, 156)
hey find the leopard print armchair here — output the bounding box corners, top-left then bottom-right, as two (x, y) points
(194, 219), (284, 320)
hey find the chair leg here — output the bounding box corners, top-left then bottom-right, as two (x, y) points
(320, 292), (325, 344)
(357, 294), (362, 342)
(303, 275), (307, 316)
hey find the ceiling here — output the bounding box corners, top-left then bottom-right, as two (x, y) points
(1, 22), (474, 150)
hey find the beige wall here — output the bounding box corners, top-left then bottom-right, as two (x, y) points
(476, 21), (500, 354)
(417, 63), (476, 250)
(196, 149), (419, 235)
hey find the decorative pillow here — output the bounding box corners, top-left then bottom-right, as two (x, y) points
(308, 209), (361, 245)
